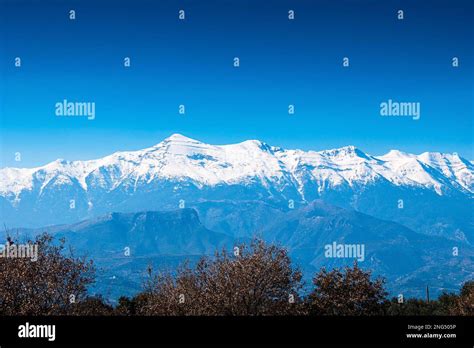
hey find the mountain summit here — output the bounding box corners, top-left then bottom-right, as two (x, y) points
(163, 133), (199, 142)
(1, 134), (472, 240)
(1, 134), (471, 197)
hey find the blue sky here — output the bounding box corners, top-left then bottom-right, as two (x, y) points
(0, 0), (473, 167)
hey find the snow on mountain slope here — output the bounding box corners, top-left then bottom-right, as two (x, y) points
(0, 134), (472, 202)
(417, 152), (473, 193)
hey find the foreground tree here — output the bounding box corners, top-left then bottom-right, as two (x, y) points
(0, 233), (95, 315)
(136, 239), (304, 315)
(308, 262), (387, 315)
(69, 296), (114, 316)
(115, 294), (150, 316)
(453, 281), (474, 315)
(385, 281), (474, 316)
(385, 297), (441, 315)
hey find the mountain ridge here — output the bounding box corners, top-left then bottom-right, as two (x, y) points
(1, 133), (472, 198)
(1, 134), (472, 243)
(10, 203), (471, 299)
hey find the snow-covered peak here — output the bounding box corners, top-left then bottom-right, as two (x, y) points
(161, 133), (201, 144)
(417, 151), (463, 166)
(229, 139), (275, 154)
(319, 145), (371, 161)
(380, 149), (415, 160)
(416, 151), (473, 192)
(0, 134), (472, 199)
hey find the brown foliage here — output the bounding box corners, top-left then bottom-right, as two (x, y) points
(452, 281), (474, 315)
(69, 296), (114, 316)
(0, 233), (95, 315)
(1, 232), (469, 317)
(137, 239), (304, 315)
(384, 282), (474, 316)
(308, 262), (387, 315)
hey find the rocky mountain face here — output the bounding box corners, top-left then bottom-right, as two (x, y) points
(2, 134), (472, 299)
(1, 134), (472, 242)
(13, 203), (472, 300)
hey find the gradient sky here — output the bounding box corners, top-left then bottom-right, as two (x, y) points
(0, 0), (473, 167)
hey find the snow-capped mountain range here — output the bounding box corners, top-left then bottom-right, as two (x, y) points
(1, 134), (473, 241)
(1, 133), (472, 199)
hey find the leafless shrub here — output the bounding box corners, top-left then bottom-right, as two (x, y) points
(0, 233), (95, 315)
(137, 239), (304, 315)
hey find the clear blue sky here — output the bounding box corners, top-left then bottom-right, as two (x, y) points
(1, 0), (472, 167)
